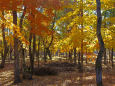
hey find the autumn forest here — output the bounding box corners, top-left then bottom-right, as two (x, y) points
(0, 0), (115, 86)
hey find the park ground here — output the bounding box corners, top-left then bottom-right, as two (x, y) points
(0, 58), (115, 86)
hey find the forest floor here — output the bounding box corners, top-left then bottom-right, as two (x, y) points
(0, 60), (115, 86)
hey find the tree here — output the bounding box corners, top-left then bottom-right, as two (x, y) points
(95, 0), (105, 86)
(0, 12), (8, 68)
(13, 10), (21, 83)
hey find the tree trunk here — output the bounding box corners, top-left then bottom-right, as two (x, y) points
(13, 11), (21, 83)
(37, 37), (40, 68)
(29, 32), (32, 79)
(44, 47), (47, 62)
(80, 0), (84, 69)
(74, 48), (76, 64)
(66, 52), (68, 60)
(0, 12), (8, 68)
(22, 48), (26, 79)
(96, 0), (105, 85)
(104, 48), (107, 64)
(43, 40), (47, 63)
(111, 48), (113, 67)
(45, 34), (54, 61)
(9, 46), (13, 60)
(43, 13), (55, 61)
(31, 34), (36, 72)
(109, 49), (111, 63)
(19, 7), (26, 29)
(80, 41), (83, 71)
(0, 25), (8, 68)
(69, 51), (72, 63)
(19, 7), (26, 78)
(86, 50), (88, 64)
(78, 52), (80, 65)
(46, 47), (52, 60)
(78, 52), (83, 72)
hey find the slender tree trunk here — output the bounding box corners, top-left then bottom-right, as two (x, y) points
(37, 37), (40, 68)
(0, 27), (6, 68)
(104, 48), (107, 64)
(9, 46), (13, 60)
(81, 41), (83, 63)
(109, 49), (111, 63)
(45, 34), (54, 61)
(66, 52), (68, 60)
(46, 47), (52, 60)
(19, 7), (26, 78)
(80, 0), (84, 72)
(0, 12), (8, 68)
(22, 48), (26, 79)
(74, 48), (76, 64)
(29, 32), (32, 79)
(31, 35), (36, 72)
(19, 7), (26, 29)
(13, 11), (21, 83)
(78, 52), (82, 72)
(69, 50), (72, 63)
(96, 0), (105, 85)
(44, 13), (55, 61)
(78, 52), (80, 65)
(86, 50), (88, 64)
(0, 24), (8, 68)
(111, 48), (114, 67)
(43, 40), (47, 63)
(44, 47), (47, 62)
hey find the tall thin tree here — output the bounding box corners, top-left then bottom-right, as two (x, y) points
(0, 12), (8, 68)
(96, 0), (105, 86)
(13, 11), (21, 83)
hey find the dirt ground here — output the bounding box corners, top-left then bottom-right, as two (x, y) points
(0, 62), (115, 86)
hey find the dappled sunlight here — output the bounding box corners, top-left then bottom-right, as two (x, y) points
(84, 75), (95, 80)
(0, 70), (14, 86)
(0, 0), (115, 86)
(0, 62), (115, 86)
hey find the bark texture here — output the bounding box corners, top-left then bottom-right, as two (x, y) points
(96, 0), (105, 86)
(13, 11), (21, 83)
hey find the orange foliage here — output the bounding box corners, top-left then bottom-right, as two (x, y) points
(86, 53), (97, 63)
(24, 0), (61, 36)
(0, 0), (23, 11)
(0, 0), (62, 37)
